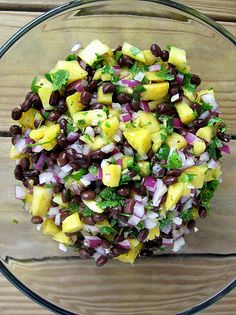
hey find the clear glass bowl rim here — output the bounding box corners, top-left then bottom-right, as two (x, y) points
(0, 0), (235, 314)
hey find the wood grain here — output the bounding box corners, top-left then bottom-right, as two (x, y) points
(0, 0), (235, 21)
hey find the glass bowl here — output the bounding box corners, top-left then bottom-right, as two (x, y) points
(0, 0), (235, 314)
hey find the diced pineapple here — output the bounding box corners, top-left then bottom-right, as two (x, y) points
(104, 55), (118, 66)
(30, 186), (52, 216)
(193, 140), (206, 157)
(62, 212), (83, 233)
(196, 126), (213, 142)
(36, 78), (53, 89)
(101, 116), (119, 138)
(135, 111), (160, 134)
(53, 193), (68, 208)
(53, 231), (73, 245)
(78, 39), (111, 66)
(145, 71), (165, 82)
(123, 128), (152, 156)
(165, 182), (189, 210)
(122, 156), (134, 170)
(25, 191), (33, 203)
(151, 130), (166, 153)
(122, 42), (145, 63)
(9, 145), (26, 160)
(93, 68), (102, 80)
(96, 219), (111, 228)
(182, 165), (208, 189)
(80, 135), (109, 151)
(183, 87), (196, 102)
(141, 82), (169, 101)
(148, 99), (165, 111)
(97, 86), (113, 105)
(175, 101), (195, 124)
(102, 164), (121, 187)
(82, 199), (104, 213)
(52, 60), (87, 84)
(29, 126), (47, 141)
(38, 87), (54, 110)
(42, 218), (60, 236)
(101, 73), (111, 81)
(109, 108), (121, 118)
(168, 46), (187, 69)
(66, 92), (84, 116)
(38, 124), (60, 151)
(205, 165), (222, 182)
(142, 49), (157, 65)
(18, 108), (37, 129)
(73, 109), (107, 128)
(192, 208), (199, 219)
(115, 239), (142, 264)
(137, 161), (151, 176)
(166, 132), (187, 150)
(147, 227), (160, 241)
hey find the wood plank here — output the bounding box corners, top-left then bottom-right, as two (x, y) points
(0, 0), (235, 21)
(0, 12), (235, 133)
(1, 256), (235, 315)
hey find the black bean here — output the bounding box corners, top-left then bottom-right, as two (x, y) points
(31, 94), (42, 109)
(170, 80), (178, 87)
(48, 111), (60, 122)
(190, 103), (201, 116)
(165, 107), (177, 116)
(31, 216), (43, 224)
(198, 206), (207, 218)
(192, 118), (208, 129)
(102, 239), (110, 249)
(57, 98), (67, 114)
(60, 210), (70, 222)
(91, 150), (105, 160)
(71, 195), (82, 204)
(160, 192), (167, 205)
(109, 206), (122, 216)
(131, 98), (140, 111)
(169, 87), (179, 96)
(146, 238), (162, 249)
(69, 161), (80, 171)
(118, 55), (133, 67)
(14, 165), (23, 180)
(11, 136), (19, 145)
(66, 148), (77, 161)
(58, 151), (68, 166)
(156, 102), (172, 115)
(124, 198), (135, 214)
(163, 176), (178, 186)
(57, 134), (68, 148)
(61, 189), (71, 203)
(168, 65), (177, 76)
(52, 183), (64, 194)
(94, 213), (107, 222)
(137, 228), (149, 242)
(187, 219), (196, 230)
(10, 125), (22, 136)
(85, 80), (98, 93)
(81, 190), (96, 200)
(59, 118), (68, 132)
(96, 255), (108, 267)
(178, 128), (188, 137)
(161, 50), (169, 62)
(166, 169), (182, 177)
(49, 90), (60, 106)
(109, 246), (127, 257)
(81, 91), (92, 106)
(11, 107), (22, 120)
(23, 178), (31, 188)
(140, 249), (153, 257)
(78, 248), (92, 259)
(25, 91), (34, 101)
(150, 43), (161, 57)
(132, 184), (146, 196)
(147, 148), (154, 159)
(116, 93), (131, 104)
(188, 127), (196, 134)
(103, 82), (116, 94)
(21, 99), (31, 112)
(83, 216), (96, 225)
(117, 187), (130, 197)
(191, 74), (201, 86)
(217, 132), (231, 143)
(34, 119), (41, 129)
(20, 157), (30, 170)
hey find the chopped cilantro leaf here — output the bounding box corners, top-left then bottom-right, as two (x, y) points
(110, 219), (117, 227)
(72, 169), (87, 181)
(161, 115), (173, 135)
(88, 165), (98, 175)
(31, 77), (39, 93)
(81, 206), (94, 217)
(119, 212), (132, 217)
(115, 50), (123, 61)
(130, 62), (148, 77)
(105, 121), (111, 128)
(66, 54), (77, 61)
(127, 160), (140, 174)
(201, 180), (219, 207)
(201, 102), (213, 111)
(207, 137), (222, 160)
(181, 173), (196, 183)
(103, 106), (110, 117)
(133, 85), (146, 92)
(44, 72), (53, 82)
(208, 116), (224, 126)
(180, 209), (193, 221)
(99, 226), (115, 235)
(111, 74), (119, 83)
(120, 174), (132, 185)
(182, 73), (196, 93)
(166, 150), (182, 169)
(77, 119), (86, 126)
(45, 183), (52, 188)
(116, 85), (126, 94)
(156, 65), (175, 81)
(130, 46), (141, 56)
(156, 144), (170, 161)
(68, 202), (80, 213)
(49, 69), (69, 91)
(99, 187), (124, 201)
(67, 123), (74, 133)
(84, 134), (94, 143)
(97, 200), (124, 209)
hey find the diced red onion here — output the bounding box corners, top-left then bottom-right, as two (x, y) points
(199, 110), (210, 120)
(116, 159), (122, 166)
(95, 246), (106, 256)
(32, 145), (43, 153)
(201, 93), (218, 112)
(121, 113), (132, 122)
(118, 239), (131, 250)
(220, 143), (231, 154)
(23, 128), (31, 137)
(67, 132), (79, 143)
(82, 173), (97, 182)
(66, 79), (86, 93)
(134, 72), (145, 82)
(72, 182), (81, 195)
(172, 228), (185, 240)
(124, 146), (133, 156)
(82, 144), (91, 156)
(176, 73), (184, 85)
(71, 41), (82, 52)
(34, 153), (46, 171)
(101, 143), (115, 153)
(36, 224), (42, 232)
(173, 118), (183, 129)
(183, 198), (193, 211)
(112, 102), (122, 110)
(200, 152), (209, 162)
(140, 101), (151, 112)
(15, 138), (27, 153)
(180, 196), (189, 204)
(121, 103), (132, 113)
(92, 252), (101, 261)
(144, 176), (156, 192)
(97, 167), (103, 180)
(149, 64), (161, 72)
(128, 215), (141, 226)
(133, 202), (145, 218)
(15, 185), (26, 200)
(119, 79), (139, 87)
(172, 237), (185, 252)
(68, 143), (83, 154)
(61, 164), (73, 173)
(80, 178), (91, 186)
(161, 223), (172, 235)
(53, 174), (61, 184)
(153, 179), (167, 207)
(173, 217), (183, 226)
(84, 236), (102, 248)
(185, 132), (199, 144)
(54, 213), (61, 226)
(162, 238), (173, 246)
(59, 243), (68, 252)
(146, 211), (159, 220)
(39, 172), (54, 184)
(113, 152), (123, 160)
(84, 224), (99, 234)
(144, 218), (157, 230)
(208, 159), (219, 169)
(190, 189), (196, 197)
(171, 93), (180, 103)
(182, 157), (195, 169)
(48, 207), (59, 217)
(112, 65), (121, 74)
(85, 126), (95, 138)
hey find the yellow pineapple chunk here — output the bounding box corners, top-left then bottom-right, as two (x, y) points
(151, 130), (166, 153)
(147, 227), (160, 241)
(175, 101), (195, 124)
(9, 145), (26, 160)
(53, 231), (73, 245)
(93, 68), (102, 80)
(166, 132), (187, 150)
(18, 108), (37, 129)
(82, 200), (104, 213)
(145, 71), (165, 82)
(166, 182), (190, 210)
(42, 218), (60, 236)
(101, 116), (119, 139)
(78, 39), (111, 66)
(123, 128), (152, 156)
(62, 212), (83, 233)
(142, 49), (157, 65)
(205, 166), (222, 181)
(196, 126), (213, 142)
(52, 60), (87, 84)
(102, 164), (121, 187)
(122, 42), (145, 63)
(52, 194), (68, 208)
(29, 126), (47, 141)
(73, 109), (107, 128)
(80, 135), (109, 151)
(168, 46), (187, 69)
(181, 165), (208, 189)
(66, 92), (84, 116)
(115, 239), (142, 264)
(193, 140), (206, 157)
(30, 186), (52, 216)
(38, 86), (54, 111)
(135, 111), (160, 134)
(141, 82), (169, 101)
(97, 86), (113, 105)
(122, 156), (134, 170)
(137, 161), (151, 176)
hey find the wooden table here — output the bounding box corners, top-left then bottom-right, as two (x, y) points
(0, 0), (236, 314)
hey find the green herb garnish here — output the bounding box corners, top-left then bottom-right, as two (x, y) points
(156, 65), (175, 81)
(166, 150), (182, 169)
(66, 54), (77, 61)
(130, 46), (141, 56)
(46, 69), (69, 91)
(181, 173), (196, 183)
(99, 226), (115, 235)
(72, 169), (87, 181)
(31, 77), (39, 93)
(182, 73), (196, 93)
